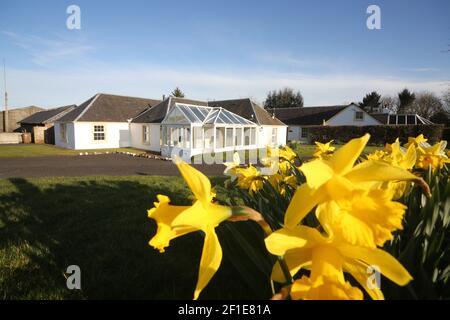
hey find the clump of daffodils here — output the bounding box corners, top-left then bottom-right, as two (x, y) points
(147, 134), (447, 300)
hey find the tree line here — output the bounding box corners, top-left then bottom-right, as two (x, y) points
(263, 87), (450, 125)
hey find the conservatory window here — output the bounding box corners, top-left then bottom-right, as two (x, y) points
(250, 128), (256, 145)
(244, 128), (251, 145)
(204, 127), (214, 149)
(193, 127), (203, 149)
(226, 128), (234, 147)
(216, 127), (225, 148)
(235, 128), (242, 146)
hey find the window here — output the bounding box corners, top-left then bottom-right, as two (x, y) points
(185, 127), (191, 148)
(193, 127), (202, 149)
(216, 127), (225, 148)
(235, 128), (242, 146)
(355, 111), (364, 121)
(271, 128), (278, 144)
(226, 128), (233, 147)
(301, 127), (308, 139)
(204, 127), (214, 149)
(244, 127), (251, 145)
(93, 125), (105, 141)
(142, 125), (150, 144)
(250, 128), (256, 145)
(60, 123), (67, 142)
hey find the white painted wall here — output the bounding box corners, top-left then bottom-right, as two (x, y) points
(55, 122), (76, 149)
(130, 123), (161, 152)
(287, 125), (300, 142)
(257, 126), (287, 147)
(326, 104), (380, 126)
(72, 122), (130, 150)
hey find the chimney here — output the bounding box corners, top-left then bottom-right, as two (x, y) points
(162, 94), (166, 101)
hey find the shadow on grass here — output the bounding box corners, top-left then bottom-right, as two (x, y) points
(0, 177), (272, 299)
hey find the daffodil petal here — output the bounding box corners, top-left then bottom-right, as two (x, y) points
(345, 160), (418, 183)
(338, 244), (413, 286)
(265, 226), (325, 256)
(299, 160), (334, 189)
(328, 134), (370, 175)
(343, 259), (384, 300)
(193, 228), (223, 300)
(271, 249), (312, 283)
(284, 183), (324, 229)
(174, 157), (212, 204)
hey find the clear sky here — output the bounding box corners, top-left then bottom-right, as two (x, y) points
(1, 0), (449, 108)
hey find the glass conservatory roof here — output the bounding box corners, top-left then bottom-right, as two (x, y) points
(162, 103), (256, 125)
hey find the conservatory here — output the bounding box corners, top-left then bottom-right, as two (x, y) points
(160, 103), (258, 159)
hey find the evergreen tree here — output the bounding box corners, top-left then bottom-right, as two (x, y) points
(171, 87), (185, 98)
(359, 91), (381, 113)
(398, 88), (415, 113)
(264, 88), (304, 109)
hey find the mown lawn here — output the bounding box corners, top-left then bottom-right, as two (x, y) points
(0, 176), (272, 299)
(0, 144), (147, 158)
(290, 143), (379, 159)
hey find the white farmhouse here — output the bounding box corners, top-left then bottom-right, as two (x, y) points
(55, 94), (287, 159)
(269, 103), (381, 143)
(54, 93), (160, 149)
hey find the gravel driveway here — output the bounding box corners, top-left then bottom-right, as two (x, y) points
(0, 154), (225, 178)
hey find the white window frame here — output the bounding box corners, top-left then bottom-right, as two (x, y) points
(301, 127), (308, 139)
(271, 127), (278, 145)
(354, 111), (364, 121)
(142, 125), (150, 145)
(60, 123), (67, 143)
(93, 124), (106, 142)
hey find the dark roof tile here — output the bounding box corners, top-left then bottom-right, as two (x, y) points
(20, 105), (76, 124)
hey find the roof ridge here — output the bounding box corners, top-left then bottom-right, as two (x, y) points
(96, 92), (160, 101)
(74, 93), (101, 122)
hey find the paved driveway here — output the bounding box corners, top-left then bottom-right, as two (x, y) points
(0, 154), (225, 178)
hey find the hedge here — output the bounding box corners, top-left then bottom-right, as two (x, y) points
(307, 124), (445, 145)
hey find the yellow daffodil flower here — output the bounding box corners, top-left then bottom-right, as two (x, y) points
(370, 139), (417, 198)
(416, 141), (450, 171)
(313, 140), (335, 160)
(405, 134), (429, 149)
(235, 165), (264, 193)
(285, 134), (419, 228)
(267, 174), (297, 196)
(148, 157), (232, 300)
(265, 225), (412, 300)
(316, 188), (407, 248)
(366, 149), (387, 161)
(223, 152), (241, 180)
(147, 195), (195, 252)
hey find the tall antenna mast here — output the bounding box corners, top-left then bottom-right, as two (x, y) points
(3, 59), (8, 132)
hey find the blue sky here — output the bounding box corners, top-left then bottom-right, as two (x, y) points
(0, 0), (449, 108)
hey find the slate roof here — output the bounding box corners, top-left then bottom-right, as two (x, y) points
(208, 98), (285, 126)
(57, 94), (161, 122)
(20, 105), (76, 124)
(267, 105), (347, 125)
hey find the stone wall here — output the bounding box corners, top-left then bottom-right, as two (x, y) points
(0, 106), (44, 132)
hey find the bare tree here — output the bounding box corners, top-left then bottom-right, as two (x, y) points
(379, 95), (399, 113)
(442, 86), (450, 111)
(408, 91), (444, 119)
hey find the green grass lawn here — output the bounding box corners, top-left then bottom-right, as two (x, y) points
(290, 143), (379, 159)
(0, 144), (147, 158)
(0, 176), (272, 299)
